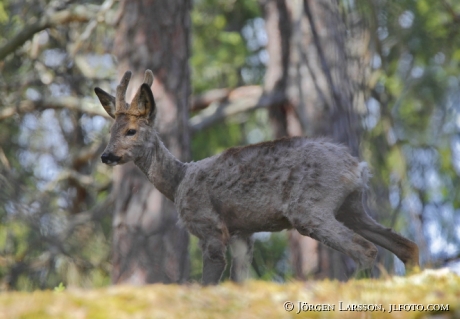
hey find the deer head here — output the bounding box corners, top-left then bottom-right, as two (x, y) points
(95, 70), (156, 166)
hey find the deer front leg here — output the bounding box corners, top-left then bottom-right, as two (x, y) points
(229, 235), (254, 283)
(200, 237), (227, 285)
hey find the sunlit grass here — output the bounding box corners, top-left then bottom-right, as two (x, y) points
(0, 269), (458, 319)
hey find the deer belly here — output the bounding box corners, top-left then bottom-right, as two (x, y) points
(211, 196), (292, 233)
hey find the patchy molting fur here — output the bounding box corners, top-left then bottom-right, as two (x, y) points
(96, 70), (420, 285)
(177, 137), (365, 236)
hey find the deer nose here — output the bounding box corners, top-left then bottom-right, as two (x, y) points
(101, 153), (110, 164)
(101, 152), (121, 165)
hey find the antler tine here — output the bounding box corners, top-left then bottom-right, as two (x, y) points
(143, 69), (154, 86)
(116, 70), (132, 110)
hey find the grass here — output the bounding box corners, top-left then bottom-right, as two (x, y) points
(0, 269), (459, 319)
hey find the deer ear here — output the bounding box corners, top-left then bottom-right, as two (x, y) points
(136, 83), (157, 122)
(94, 87), (116, 119)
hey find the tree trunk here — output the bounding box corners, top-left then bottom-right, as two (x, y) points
(111, 0), (191, 284)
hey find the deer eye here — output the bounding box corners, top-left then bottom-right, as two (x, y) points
(126, 129), (137, 136)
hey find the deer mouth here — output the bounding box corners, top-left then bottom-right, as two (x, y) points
(101, 152), (122, 166)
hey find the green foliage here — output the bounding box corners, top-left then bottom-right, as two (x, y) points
(253, 232), (292, 281)
(189, 230), (292, 282)
(0, 0), (114, 291)
(53, 282), (65, 292)
(191, 0), (262, 93)
(0, 2), (8, 23)
(361, 0), (460, 264)
(191, 108), (272, 160)
(191, 120), (243, 160)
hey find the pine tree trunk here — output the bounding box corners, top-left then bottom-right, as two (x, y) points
(111, 0), (192, 284)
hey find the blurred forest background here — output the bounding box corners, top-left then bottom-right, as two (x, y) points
(0, 0), (459, 291)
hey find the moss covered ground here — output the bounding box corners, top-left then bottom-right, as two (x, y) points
(0, 269), (459, 319)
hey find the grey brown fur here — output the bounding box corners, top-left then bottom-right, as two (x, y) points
(95, 70), (420, 285)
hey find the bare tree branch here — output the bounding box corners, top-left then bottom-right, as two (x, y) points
(2, 85), (286, 134)
(0, 96), (110, 121)
(0, 3), (105, 61)
(189, 86), (287, 132)
(190, 86), (266, 112)
(191, 88), (230, 112)
(441, 0), (460, 24)
(70, 0), (116, 56)
(43, 170), (94, 192)
(0, 146), (11, 170)
(72, 139), (107, 168)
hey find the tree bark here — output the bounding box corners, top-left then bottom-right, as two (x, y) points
(262, 0), (291, 138)
(111, 0), (191, 284)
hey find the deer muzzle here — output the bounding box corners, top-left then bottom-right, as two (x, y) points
(101, 152), (122, 166)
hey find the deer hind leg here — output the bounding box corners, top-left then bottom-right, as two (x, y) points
(336, 191), (420, 270)
(229, 235), (254, 283)
(289, 211), (378, 272)
(200, 235), (227, 285)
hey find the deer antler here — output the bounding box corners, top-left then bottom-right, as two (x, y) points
(143, 69), (154, 86)
(116, 70), (132, 111)
(133, 69), (155, 115)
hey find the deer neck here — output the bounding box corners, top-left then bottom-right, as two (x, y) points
(134, 134), (186, 202)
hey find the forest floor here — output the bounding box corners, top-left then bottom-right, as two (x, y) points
(0, 269), (459, 319)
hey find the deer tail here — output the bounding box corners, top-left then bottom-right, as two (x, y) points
(358, 161), (371, 190)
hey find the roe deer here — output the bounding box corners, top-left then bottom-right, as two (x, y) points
(95, 70), (419, 284)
